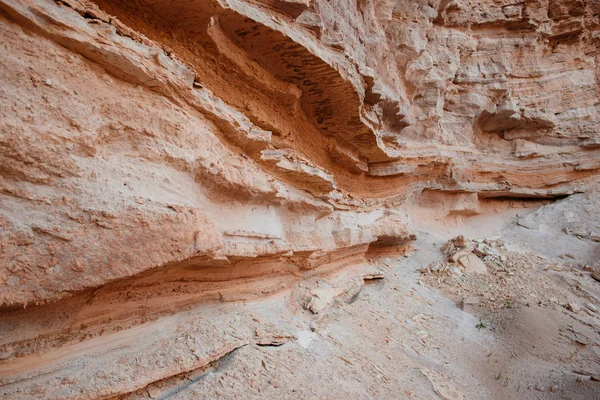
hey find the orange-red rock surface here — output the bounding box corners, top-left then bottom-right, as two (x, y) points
(1, 0), (599, 398)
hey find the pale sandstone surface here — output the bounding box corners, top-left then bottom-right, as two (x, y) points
(0, 0), (600, 398)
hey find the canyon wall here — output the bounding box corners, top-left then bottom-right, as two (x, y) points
(0, 0), (599, 398)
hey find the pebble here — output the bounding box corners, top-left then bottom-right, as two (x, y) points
(567, 303), (581, 312)
(44, 79), (52, 86)
(591, 270), (600, 282)
(550, 384), (558, 392)
(535, 384), (545, 392)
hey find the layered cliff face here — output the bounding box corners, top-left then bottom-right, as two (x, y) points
(1, 0), (599, 398)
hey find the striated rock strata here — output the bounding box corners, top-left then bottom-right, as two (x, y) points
(0, 0), (599, 398)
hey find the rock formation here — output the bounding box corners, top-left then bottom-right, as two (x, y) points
(0, 0), (599, 398)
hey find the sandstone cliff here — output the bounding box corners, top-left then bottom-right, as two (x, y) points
(0, 0), (599, 398)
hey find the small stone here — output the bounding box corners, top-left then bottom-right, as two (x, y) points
(473, 246), (485, 257)
(453, 235), (468, 248)
(550, 385), (558, 392)
(576, 375), (585, 383)
(567, 303), (581, 312)
(574, 337), (589, 346)
(44, 79), (52, 86)
(450, 249), (471, 263)
(592, 270), (600, 282)
(583, 265), (594, 272)
(535, 384), (545, 392)
(457, 253), (487, 275)
(517, 219), (539, 230)
(566, 225), (589, 239)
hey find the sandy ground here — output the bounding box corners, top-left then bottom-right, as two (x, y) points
(1, 192), (598, 400)
(107, 190), (600, 400)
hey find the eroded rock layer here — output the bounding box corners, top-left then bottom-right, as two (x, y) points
(1, 0), (599, 397)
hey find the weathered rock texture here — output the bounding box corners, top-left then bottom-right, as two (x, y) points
(1, 0), (599, 397)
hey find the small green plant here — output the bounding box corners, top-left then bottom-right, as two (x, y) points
(496, 373), (502, 380)
(503, 298), (512, 309)
(476, 319), (487, 331)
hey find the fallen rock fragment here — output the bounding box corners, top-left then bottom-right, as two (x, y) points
(518, 219), (539, 230)
(535, 384), (545, 392)
(420, 368), (464, 400)
(564, 225), (589, 239)
(305, 286), (338, 314)
(567, 303), (581, 313)
(457, 253), (487, 275)
(450, 249), (470, 263)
